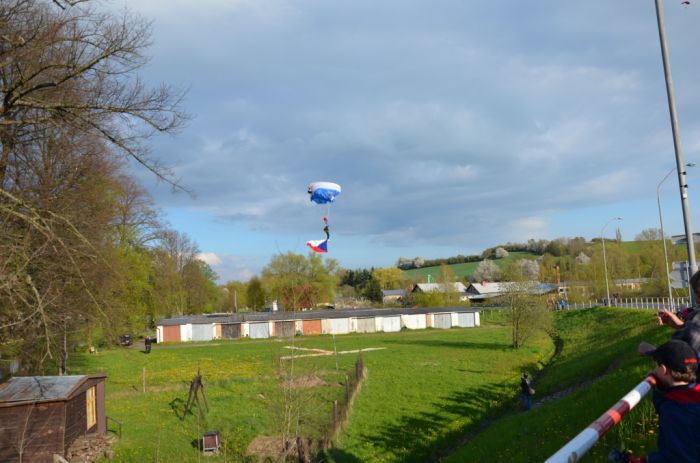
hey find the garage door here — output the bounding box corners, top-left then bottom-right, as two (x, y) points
(249, 322), (270, 339)
(382, 316), (401, 332)
(457, 312), (475, 327)
(328, 318), (350, 334)
(274, 321), (295, 338)
(433, 313), (452, 329)
(302, 320), (322, 335)
(163, 325), (180, 342)
(402, 315), (426, 330)
(192, 324), (213, 341)
(356, 318), (376, 333)
(221, 324), (241, 339)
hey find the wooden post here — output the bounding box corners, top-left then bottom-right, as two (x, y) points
(333, 400), (339, 432)
(345, 374), (350, 402)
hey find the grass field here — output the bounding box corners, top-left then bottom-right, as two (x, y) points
(445, 308), (670, 462)
(72, 319), (551, 462)
(401, 251), (539, 282)
(72, 307), (669, 462)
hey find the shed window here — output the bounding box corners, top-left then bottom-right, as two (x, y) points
(86, 386), (96, 429)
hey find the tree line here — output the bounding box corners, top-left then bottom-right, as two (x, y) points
(0, 0), (219, 375)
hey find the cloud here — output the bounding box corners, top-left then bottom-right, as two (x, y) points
(122, 0), (700, 267)
(197, 252), (222, 266)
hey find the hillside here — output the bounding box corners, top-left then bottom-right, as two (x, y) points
(444, 308), (670, 462)
(401, 251), (539, 282)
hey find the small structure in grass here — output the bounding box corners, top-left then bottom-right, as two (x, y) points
(0, 374), (107, 463)
(183, 369), (208, 420)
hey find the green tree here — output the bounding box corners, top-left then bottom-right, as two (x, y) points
(371, 267), (406, 290)
(414, 291), (445, 307)
(246, 277), (266, 311)
(438, 264), (460, 305)
(262, 252), (338, 310)
(501, 263), (552, 349)
(363, 277), (383, 303)
(224, 281), (248, 312)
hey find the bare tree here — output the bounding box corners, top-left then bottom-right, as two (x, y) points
(0, 0), (188, 189)
(635, 228), (663, 241)
(0, 0), (188, 372)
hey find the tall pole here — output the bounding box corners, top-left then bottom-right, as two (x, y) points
(602, 217), (622, 306)
(658, 163), (696, 309)
(658, 167), (676, 309)
(655, 0), (697, 303)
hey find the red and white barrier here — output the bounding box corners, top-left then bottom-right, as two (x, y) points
(545, 376), (656, 463)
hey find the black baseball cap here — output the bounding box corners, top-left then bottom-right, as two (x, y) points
(652, 340), (699, 373)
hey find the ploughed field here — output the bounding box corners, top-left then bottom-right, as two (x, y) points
(72, 307), (665, 462)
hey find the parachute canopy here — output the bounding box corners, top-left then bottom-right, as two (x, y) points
(308, 181), (341, 205)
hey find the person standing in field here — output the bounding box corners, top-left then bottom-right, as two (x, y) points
(520, 372), (534, 410)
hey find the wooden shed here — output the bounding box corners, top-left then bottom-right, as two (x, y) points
(0, 374), (107, 463)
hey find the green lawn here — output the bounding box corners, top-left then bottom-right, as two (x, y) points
(71, 307), (667, 462)
(72, 320), (552, 462)
(402, 251), (539, 282)
(445, 308), (671, 462)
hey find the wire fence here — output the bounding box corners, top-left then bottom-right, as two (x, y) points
(555, 296), (691, 311)
(323, 354), (367, 450)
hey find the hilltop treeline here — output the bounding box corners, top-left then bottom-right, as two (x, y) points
(396, 238), (569, 270)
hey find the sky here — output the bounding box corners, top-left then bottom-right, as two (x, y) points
(117, 0), (700, 282)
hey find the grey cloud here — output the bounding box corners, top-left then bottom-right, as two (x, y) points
(124, 0), (700, 254)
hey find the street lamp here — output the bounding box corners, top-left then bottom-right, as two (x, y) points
(658, 162), (696, 309)
(602, 217), (623, 306)
(654, 0), (698, 302)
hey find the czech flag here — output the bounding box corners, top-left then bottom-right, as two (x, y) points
(306, 239), (328, 253)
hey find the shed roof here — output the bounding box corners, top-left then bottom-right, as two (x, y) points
(468, 282), (507, 295)
(0, 374), (106, 406)
(381, 289), (408, 297)
(413, 283), (468, 293)
(157, 306), (477, 326)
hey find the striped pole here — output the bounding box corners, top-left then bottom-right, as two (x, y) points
(544, 376), (656, 463)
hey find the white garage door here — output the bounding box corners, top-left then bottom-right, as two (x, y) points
(457, 312), (475, 328)
(382, 316), (401, 332)
(249, 322), (270, 339)
(433, 313), (452, 329)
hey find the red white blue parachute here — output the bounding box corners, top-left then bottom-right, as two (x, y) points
(307, 181), (341, 204)
(306, 181), (341, 253)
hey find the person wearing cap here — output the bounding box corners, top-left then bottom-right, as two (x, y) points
(643, 340), (700, 463)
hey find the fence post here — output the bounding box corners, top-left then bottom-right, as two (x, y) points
(345, 374), (350, 402)
(333, 400), (339, 432)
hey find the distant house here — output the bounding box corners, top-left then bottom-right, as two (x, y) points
(411, 283), (470, 302)
(467, 282), (559, 301)
(613, 278), (650, 291)
(671, 233), (700, 245)
(381, 289), (408, 305)
(466, 282), (508, 300)
(0, 374), (107, 463)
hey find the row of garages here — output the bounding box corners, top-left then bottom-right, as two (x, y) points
(156, 307), (480, 343)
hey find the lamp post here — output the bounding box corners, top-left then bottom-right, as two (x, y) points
(654, 0), (698, 303)
(602, 217), (623, 306)
(658, 162), (696, 309)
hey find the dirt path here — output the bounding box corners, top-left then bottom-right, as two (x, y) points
(435, 333), (621, 461)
